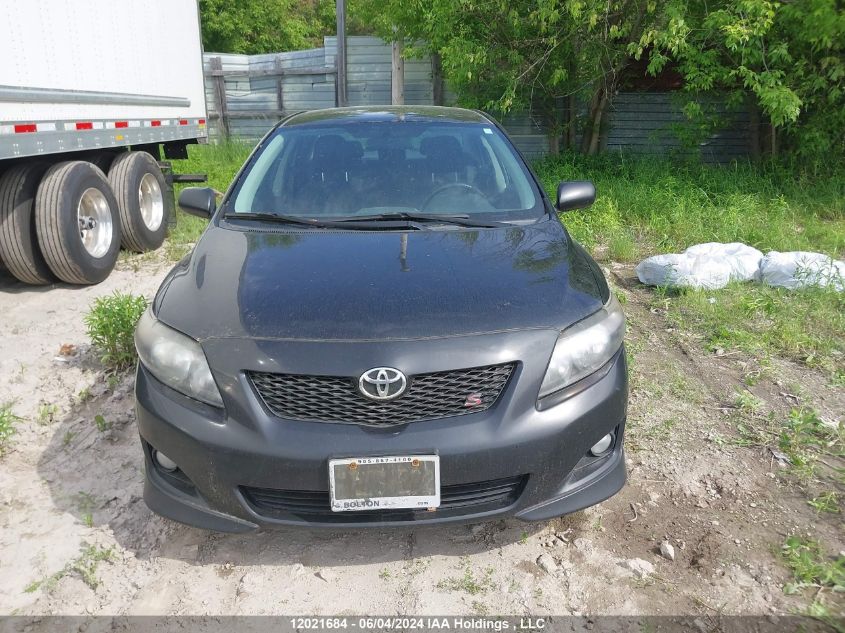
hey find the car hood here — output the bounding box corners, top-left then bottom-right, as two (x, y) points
(155, 218), (606, 341)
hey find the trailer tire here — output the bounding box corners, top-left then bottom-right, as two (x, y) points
(0, 162), (56, 285)
(109, 151), (168, 252)
(35, 161), (121, 285)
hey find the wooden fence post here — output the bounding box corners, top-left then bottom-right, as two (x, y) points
(336, 0), (348, 107)
(210, 56), (230, 139)
(431, 52), (444, 106)
(392, 38), (405, 105)
(274, 56), (285, 119)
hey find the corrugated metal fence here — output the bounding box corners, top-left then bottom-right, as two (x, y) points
(204, 36), (749, 162)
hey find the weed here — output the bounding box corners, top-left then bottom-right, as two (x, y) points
(0, 403), (20, 455)
(436, 560), (494, 595)
(734, 390), (763, 414)
(607, 231), (636, 262)
(94, 414), (111, 432)
(25, 543), (114, 593)
(640, 418), (677, 441)
(77, 387), (92, 403)
(808, 492), (839, 514)
(779, 408), (842, 481)
(62, 431), (76, 446)
(781, 537), (845, 595)
(37, 403), (58, 425)
(379, 568), (391, 580)
(84, 292), (148, 371)
(471, 600), (490, 615)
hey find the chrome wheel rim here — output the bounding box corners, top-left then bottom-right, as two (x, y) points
(77, 188), (113, 258)
(138, 172), (164, 231)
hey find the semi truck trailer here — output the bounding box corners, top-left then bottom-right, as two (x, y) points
(0, 0), (208, 285)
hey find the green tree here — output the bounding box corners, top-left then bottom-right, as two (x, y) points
(357, 0), (844, 161)
(633, 0), (845, 160)
(199, 0), (336, 54)
(353, 0), (667, 153)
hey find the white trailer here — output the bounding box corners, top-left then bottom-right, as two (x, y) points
(0, 0), (208, 285)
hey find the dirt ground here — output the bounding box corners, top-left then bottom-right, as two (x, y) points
(0, 254), (842, 618)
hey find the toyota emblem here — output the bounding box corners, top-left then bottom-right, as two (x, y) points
(359, 367), (407, 401)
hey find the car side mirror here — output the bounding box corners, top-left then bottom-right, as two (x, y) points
(178, 187), (216, 219)
(556, 181), (596, 212)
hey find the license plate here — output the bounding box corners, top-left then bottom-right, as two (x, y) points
(329, 455), (440, 512)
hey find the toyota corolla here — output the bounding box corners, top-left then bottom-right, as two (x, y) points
(134, 106), (627, 531)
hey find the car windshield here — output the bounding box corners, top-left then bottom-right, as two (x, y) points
(227, 120), (543, 220)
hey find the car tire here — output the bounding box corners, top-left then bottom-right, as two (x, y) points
(109, 151), (168, 252)
(35, 161), (121, 285)
(0, 162), (56, 285)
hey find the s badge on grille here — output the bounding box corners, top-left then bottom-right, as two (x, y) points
(359, 367), (408, 401)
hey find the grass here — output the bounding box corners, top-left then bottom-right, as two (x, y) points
(778, 408), (844, 482)
(436, 559), (495, 595)
(25, 543), (114, 593)
(37, 403), (58, 425)
(84, 292), (148, 371)
(94, 414), (111, 433)
(167, 141), (254, 248)
(533, 153), (845, 260)
(660, 282), (844, 378)
(0, 402), (20, 455)
(808, 492), (839, 514)
(781, 537), (845, 594)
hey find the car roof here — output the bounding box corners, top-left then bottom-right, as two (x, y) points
(282, 106), (494, 127)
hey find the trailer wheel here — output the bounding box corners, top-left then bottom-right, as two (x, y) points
(109, 151), (168, 252)
(35, 161), (121, 285)
(0, 162), (56, 284)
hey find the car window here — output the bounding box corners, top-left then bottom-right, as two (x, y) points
(229, 121), (542, 219)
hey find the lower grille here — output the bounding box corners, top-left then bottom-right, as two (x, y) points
(241, 475), (528, 523)
(249, 363), (515, 427)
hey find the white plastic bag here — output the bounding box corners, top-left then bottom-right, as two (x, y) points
(760, 251), (845, 291)
(683, 242), (763, 282)
(635, 253), (734, 290)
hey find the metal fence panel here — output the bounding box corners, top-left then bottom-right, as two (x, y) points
(204, 36), (750, 162)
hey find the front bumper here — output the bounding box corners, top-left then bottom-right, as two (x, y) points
(135, 336), (628, 532)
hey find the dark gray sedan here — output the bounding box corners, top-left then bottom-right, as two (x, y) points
(133, 106), (627, 531)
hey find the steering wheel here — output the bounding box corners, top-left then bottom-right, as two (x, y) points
(421, 183), (491, 211)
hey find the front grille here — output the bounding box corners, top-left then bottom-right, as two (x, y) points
(249, 363), (515, 427)
(241, 475), (528, 523)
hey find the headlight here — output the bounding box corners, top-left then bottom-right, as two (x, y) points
(134, 308), (224, 407)
(539, 293), (625, 398)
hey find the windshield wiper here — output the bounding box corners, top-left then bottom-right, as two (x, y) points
(223, 212), (421, 230)
(223, 212), (346, 228)
(331, 212), (506, 229)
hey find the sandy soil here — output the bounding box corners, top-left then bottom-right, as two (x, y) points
(0, 255), (842, 617)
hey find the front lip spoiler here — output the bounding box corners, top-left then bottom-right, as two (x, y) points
(143, 455), (258, 533)
(515, 446), (626, 522)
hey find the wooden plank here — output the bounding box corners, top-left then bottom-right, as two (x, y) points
(209, 56), (229, 139)
(207, 67), (337, 78)
(274, 57), (285, 114)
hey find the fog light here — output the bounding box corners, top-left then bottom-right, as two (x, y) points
(590, 433), (614, 456)
(153, 450), (178, 472)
